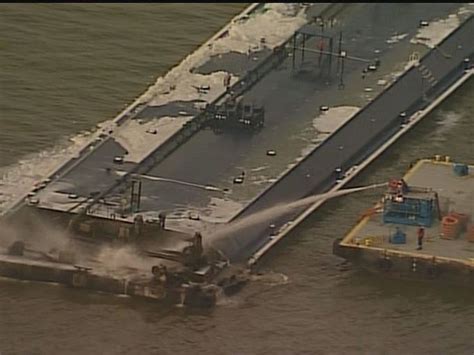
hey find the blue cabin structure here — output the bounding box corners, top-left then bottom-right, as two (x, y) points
(382, 180), (440, 227)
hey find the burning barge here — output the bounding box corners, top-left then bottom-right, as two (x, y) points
(1, 3), (474, 306)
(1, 231), (246, 307)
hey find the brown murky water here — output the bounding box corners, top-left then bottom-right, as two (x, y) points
(1, 4), (473, 354)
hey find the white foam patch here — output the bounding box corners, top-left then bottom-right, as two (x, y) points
(404, 59), (419, 71)
(313, 106), (360, 135)
(138, 3), (307, 106)
(113, 116), (193, 163)
(288, 107), (359, 171)
(434, 110), (463, 135)
(163, 216), (206, 237)
(390, 70), (404, 81)
(410, 13), (461, 48)
(250, 165), (269, 173)
(386, 33), (408, 44)
(249, 174), (273, 186)
(210, 3), (307, 55)
(152, 196), (244, 235)
(458, 4), (474, 16)
(33, 184), (98, 211)
(148, 71), (238, 107)
(204, 197), (244, 223)
(298, 144), (318, 161)
(386, 6), (473, 85)
(249, 271), (289, 285)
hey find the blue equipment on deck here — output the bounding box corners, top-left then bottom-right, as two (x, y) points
(389, 227), (407, 244)
(382, 180), (438, 227)
(453, 163), (469, 176)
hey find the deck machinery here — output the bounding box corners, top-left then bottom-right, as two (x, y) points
(207, 97), (265, 131)
(382, 178), (441, 228)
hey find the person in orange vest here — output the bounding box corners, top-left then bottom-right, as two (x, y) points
(416, 227), (425, 250)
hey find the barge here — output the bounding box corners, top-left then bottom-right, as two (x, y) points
(334, 157), (474, 288)
(1, 3), (474, 306)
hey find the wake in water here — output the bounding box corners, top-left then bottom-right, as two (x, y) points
(248, 271), (289, 285)
(205, 183), (387, 255)
(0, 122), (114, 216)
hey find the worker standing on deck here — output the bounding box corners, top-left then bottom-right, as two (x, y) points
(158, 212), (166, 230)
(193, 232), (203, 259)
(224, 72), (232, 91)
(318, 39), (325, 67)
(417, 227), (425, 250)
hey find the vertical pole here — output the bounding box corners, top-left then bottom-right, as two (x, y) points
(328, 37), (333, 77)
(301, 33), (306, 64)
(318, 37), (323, 68)
(339, 55), (345, 89)
(337, 31), (342, 74)
(137, 179), (142, 212)
(130, 179), (142, 213)
(130, 180), (135, 213)
(319, 18), (325, 69)
(292, 32), (296, 71)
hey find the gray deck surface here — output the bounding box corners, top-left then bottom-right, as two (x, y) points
(124, 3), (466, 219)
(348, 161), (474, 262)
(25, 4), (474, 262)
(211, 8), (474, 260)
